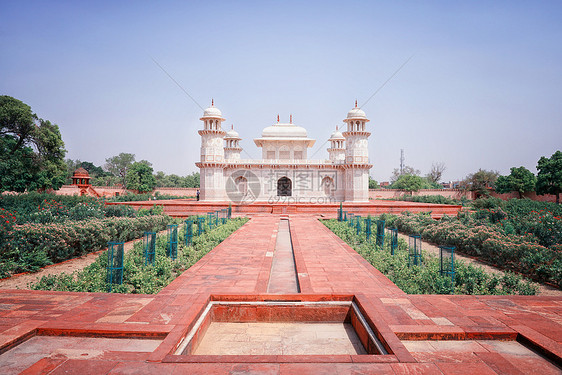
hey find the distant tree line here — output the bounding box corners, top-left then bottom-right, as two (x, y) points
(371, 161), (446, 192)
(375, 151), (561, 204)
(457, 151), (561, 203)
(66, 152), (200, 193)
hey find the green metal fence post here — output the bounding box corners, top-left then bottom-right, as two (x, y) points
(143, 232), (156, 266)
(408, 234), (422, 266)
(389, 228), (398, 255)
(167, 224), (178, 260)
(107, 242), (124, 292)
(185, 220), (193, 246)
(439, 246), (456, 294)
(376, 220), (386, 248)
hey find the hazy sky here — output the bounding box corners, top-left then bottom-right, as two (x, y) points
(1, 1), (561, 182)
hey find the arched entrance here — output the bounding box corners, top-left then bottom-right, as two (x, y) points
(321, 176), (335, 197)
(277, 177), (292, 196)
(235, 176), (248, 195)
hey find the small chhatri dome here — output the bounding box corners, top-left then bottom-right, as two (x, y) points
(346, 100), (366, 119)
(72, 167), (90, 178)
(330, 128), (345, 140)
(202, 99), (223, 118)
(225, 125), (240, 139)
(347, 108), (366, 119)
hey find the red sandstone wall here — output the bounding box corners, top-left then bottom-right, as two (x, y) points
(369, 189), (474, 200)
(55, 185), (561, 203)
(154, 187), (197, 196)
(54, 186), (196, 198)
(56, 185), (82, 196)
(368, 188), (560, 203)
(489, 191), (561, 203)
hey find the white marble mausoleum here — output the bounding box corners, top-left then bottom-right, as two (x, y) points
(196, 101), (372, 203)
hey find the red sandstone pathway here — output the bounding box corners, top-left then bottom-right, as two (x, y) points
(0, 215), (560, 374)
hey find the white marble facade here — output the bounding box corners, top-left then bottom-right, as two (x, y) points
(196, 101), (372, 203)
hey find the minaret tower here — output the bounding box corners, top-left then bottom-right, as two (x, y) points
(224, 125), (242, 161)
(342, 101), (372, 202)
(327, 126), (345, 163)
(196, 100), (226, 201)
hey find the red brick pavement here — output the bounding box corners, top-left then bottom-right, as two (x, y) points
(0, 215), (560, 374)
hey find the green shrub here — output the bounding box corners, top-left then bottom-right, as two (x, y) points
(389, 212), (561, 288)
(31, 217), (248, 294)
(0, 193), (142, 224)
(106, 192), (192, 202)
(324, 219), (538, 295)
(390, 195), (463, 205)
(0, 215), (171, 277)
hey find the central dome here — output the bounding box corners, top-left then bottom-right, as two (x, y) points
(261, 123), (308, 138)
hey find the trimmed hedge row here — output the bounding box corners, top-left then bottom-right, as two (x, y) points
(388, 213), (561, 288)
(0, 215), (171, 277)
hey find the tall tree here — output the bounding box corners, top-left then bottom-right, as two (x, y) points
(369, 176), (379, 189)
(0, 96), (67, 192)
(536, 151), (562, 204)
(126, 161), (156, 193)
(426, 162), (446, 184)
(495, 166), (536, 198)
(461, 169), (499, 197)
(391, 174), (425, 193)
(390, 165), (420, 183)
(79, 161), (106, 177)
(104, 153), (135, 186)
(183, 172), (200, 188)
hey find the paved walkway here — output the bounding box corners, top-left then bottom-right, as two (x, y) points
(0, 215), (560, 374)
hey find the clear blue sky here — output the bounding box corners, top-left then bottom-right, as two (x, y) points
(1, 1), (561, 182)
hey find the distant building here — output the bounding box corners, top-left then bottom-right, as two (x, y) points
(441, 181), (462, 189)
(196, 101), (372, 202)
(56, 168), (125, 197)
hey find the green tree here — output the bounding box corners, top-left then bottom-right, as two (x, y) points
(183, 172), (200, 188)
(536, 151), (562, 204)
(104, 153), (136, 186)
(126, 161), (156, 193)
(79, 161), (106, 177)
(0, 96), (67, 192)
(368, 176), (379, 189)
(390, 165), (420, 183)
(495, 166), (536, 198)
(461, 169), (499, 197)
(391, 174), (425, 193)
(154, 171), (200, 188)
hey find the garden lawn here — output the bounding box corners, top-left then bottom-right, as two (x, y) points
(31, 217), (248, 294)
(324, 219), (538, 295)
